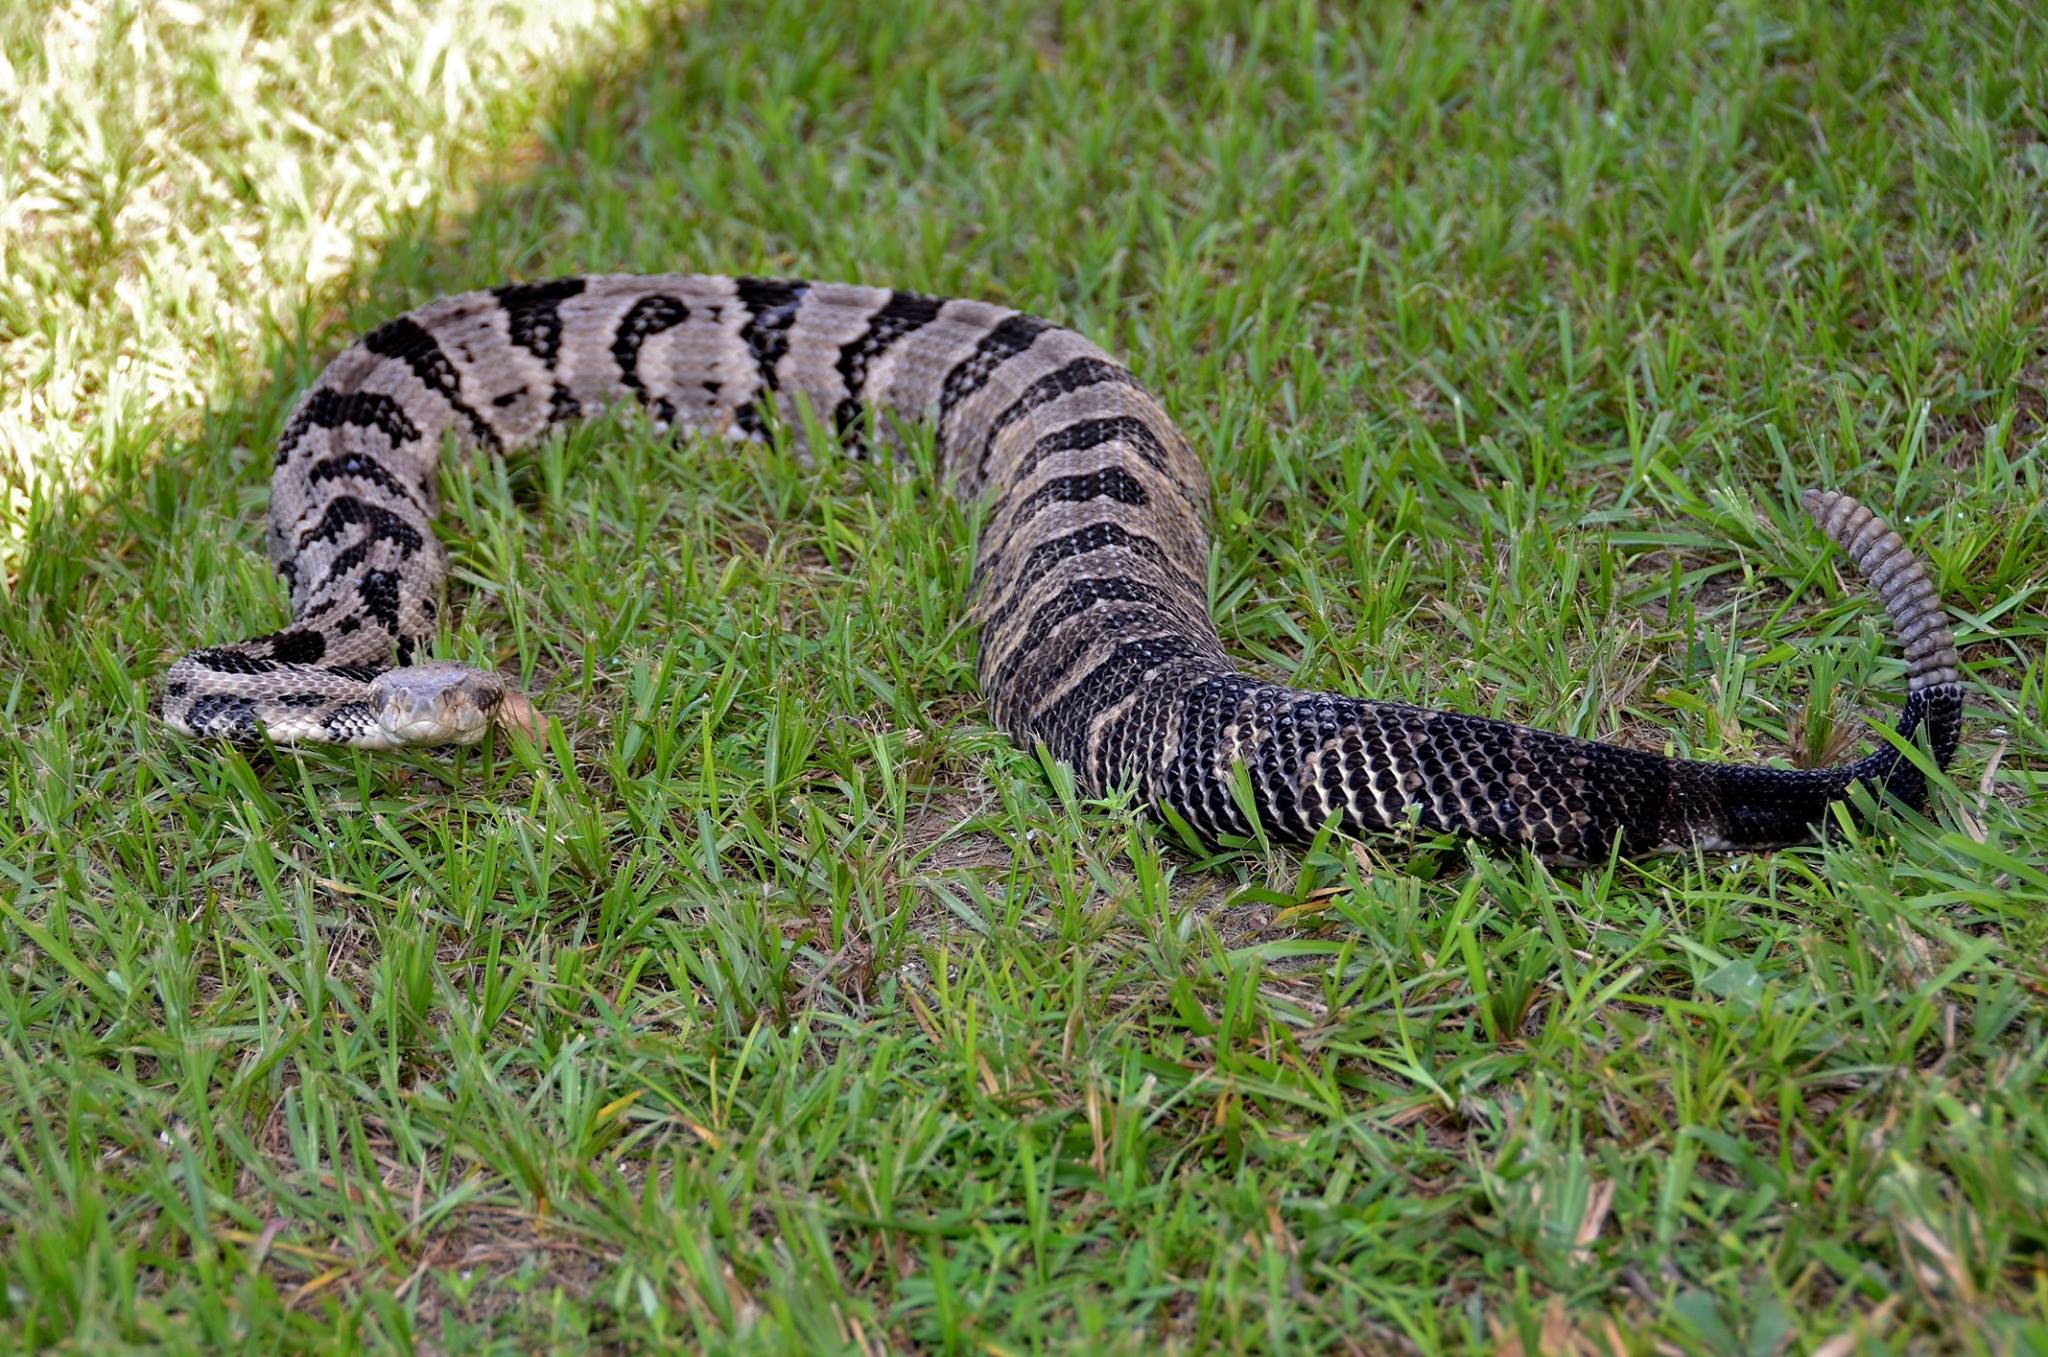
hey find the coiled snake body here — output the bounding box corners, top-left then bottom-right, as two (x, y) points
(163, 275), (1964, 858)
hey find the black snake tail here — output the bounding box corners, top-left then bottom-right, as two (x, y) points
(161, 275), (1964, 858)
(1155, 489), (1963, 858)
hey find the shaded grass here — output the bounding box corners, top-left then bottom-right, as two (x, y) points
(4, 0), (2048, 1351)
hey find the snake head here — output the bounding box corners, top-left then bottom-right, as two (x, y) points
(367, 663), (544, 745)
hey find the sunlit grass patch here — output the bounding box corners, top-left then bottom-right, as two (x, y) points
(0, 0), (652, 554)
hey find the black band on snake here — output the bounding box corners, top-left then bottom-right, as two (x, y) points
(161, 275), (1965, 859)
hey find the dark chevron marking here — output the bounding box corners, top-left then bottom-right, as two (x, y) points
(1026, 633), (1209, 745)
(980, 520), (1178, 620)
(186, 693), (259, 734)
(492, 277), (586, 365)
(985, 575), (1189, 697)
(733, 277), (808, 439)
(268, 629), (327, 664)
(1011, 467), (1150, 525)
(307, 451), (423, 507)
(319, 534), (410, 597)
(295, 496), (424, 557)
(362, 315), (503, 453)
(547, 384), (582, 425)
(1020, 575), (1184, 647)
(276, 389), (421, 465)
(1014, 416), (1175, 481)
(938, 313), (1052, 427)
(358, 568), (401, 633)
(611, 294), (690, 423)
(832, 290), (945, 444)
(166, 273), (1964, 862)
(977, 357), (1142, 480)
(320, 702), (379, 740)
(190, 648), (279, 676)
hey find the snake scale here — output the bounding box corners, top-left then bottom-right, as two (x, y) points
(162, 274), (1964, 858)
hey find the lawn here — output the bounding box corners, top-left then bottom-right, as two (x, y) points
(4, 0), (2046, 1351)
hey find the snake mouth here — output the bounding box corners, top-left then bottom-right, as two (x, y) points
(368, 663), (503, 745)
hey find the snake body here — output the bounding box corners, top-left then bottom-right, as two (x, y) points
(162, 274), (1964, 857)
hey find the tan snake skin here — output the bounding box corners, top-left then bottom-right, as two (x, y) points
(162, 274), (1964, 857)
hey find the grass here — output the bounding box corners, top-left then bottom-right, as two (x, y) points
(3, 0), (2046, 1350)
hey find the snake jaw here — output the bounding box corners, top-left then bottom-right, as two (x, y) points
(368, 663), (508, 745)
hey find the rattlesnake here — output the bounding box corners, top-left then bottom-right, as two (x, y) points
(162, 274), (1964, 858)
